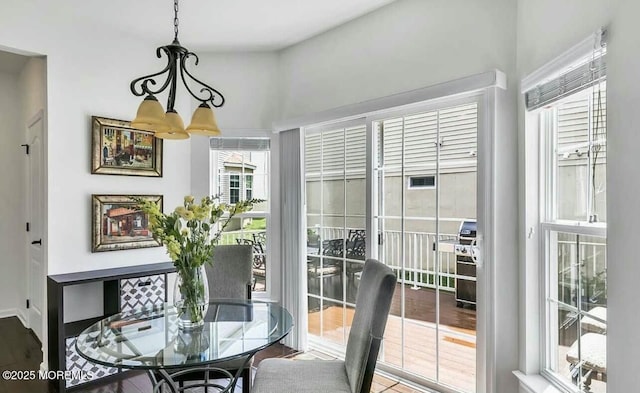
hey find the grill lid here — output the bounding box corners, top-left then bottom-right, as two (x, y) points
(459, 220), (477, 237)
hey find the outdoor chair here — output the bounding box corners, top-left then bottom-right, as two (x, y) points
(236, 238), (266, 290)
(173, 244), (254, 393)
(252, 259), (396, 393)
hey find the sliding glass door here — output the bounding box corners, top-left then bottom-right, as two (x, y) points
(304, 97), (480, 393)
(374, 102), (478, 392)
(305, 122), (367, 347)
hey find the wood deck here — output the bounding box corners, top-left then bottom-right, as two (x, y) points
(309, 283), (477, 392)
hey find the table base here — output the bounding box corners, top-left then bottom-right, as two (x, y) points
(146, 356), (252, 393)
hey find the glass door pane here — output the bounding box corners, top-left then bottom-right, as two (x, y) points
(305, 123), (366, 348)
(376, 102), (478, 393)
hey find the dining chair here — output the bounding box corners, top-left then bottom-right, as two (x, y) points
(175, 244), (254, 393)
(251, 259), (396, 393)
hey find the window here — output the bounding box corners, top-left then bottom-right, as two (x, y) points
(540, 82), (607, 393)
(211, 138), (270, 293)
(229, 174), (240, 204)
(245, 174), (253, 200)
(408, 175), (436, 189)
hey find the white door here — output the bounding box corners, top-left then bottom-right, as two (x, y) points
(26, 112), (44, 341)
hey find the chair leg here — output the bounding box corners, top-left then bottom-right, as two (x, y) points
(242, 368), (251, 393)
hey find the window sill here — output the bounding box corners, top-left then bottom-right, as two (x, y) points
(513, 371), (564, 393)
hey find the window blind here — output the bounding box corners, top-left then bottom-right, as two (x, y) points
(210, 137), (270, 151)
(525, 54), (606, 111)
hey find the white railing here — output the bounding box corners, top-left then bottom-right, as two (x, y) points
(220, 229), (265, 245)
(310, 227), (459, 291)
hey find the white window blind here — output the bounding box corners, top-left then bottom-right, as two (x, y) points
(525, 53), (606, 111)
(210, 137), (270, 151)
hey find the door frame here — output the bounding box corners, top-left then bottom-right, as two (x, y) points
(25, 109), (47, 352)
(303, 89), (496, 393)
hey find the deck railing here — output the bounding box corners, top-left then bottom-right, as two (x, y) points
(311, 227), (459, 291)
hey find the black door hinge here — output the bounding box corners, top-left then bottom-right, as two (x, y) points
(26, 299), (30, 309)
(26, 222), (30, 232)
(21, 144), (29, 154)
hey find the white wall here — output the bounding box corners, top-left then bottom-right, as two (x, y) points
(516, 1), (640, 392)
(278, 0), (517, 120)
(278, 1), (519, 392)
(0, 2), (192, 276)
(0, 70), (23, 317)
(601, 1), (640, 391)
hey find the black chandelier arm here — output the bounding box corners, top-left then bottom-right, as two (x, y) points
(179, 52), (225, 108)
(130, 47), (176, 97)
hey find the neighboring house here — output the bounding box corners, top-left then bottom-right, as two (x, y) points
(213, 151), (269, 230)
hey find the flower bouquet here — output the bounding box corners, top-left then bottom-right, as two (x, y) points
(132, 195), (260, 330)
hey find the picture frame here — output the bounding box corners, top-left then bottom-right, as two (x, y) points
(91, 116), (163, 177)
(92, 194), (163, 252)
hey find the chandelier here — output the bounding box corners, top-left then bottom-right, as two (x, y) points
(130, 0), (225, 139)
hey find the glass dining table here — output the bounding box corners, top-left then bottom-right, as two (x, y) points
(75, 300), (293, 392)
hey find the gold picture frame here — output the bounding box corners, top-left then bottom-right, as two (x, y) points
(92, 194), (163, 252)
(91, 116), (163, 177)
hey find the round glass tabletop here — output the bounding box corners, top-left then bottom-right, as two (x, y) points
(75, 300), (293, 370)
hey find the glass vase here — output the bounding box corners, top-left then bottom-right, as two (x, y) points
(173, 265), (209, 331)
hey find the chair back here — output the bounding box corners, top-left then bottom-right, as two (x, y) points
(205, 244), (253, 300)
(344, 259), (396, 393)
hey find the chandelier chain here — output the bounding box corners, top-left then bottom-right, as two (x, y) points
(173, 0), (179, 41)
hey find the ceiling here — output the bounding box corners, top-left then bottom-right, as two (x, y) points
(0, 51), (28, 74)
(62, 0), (397, 51)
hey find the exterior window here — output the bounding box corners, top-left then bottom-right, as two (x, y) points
(229, 174), (240, 204)
(212, 145), (270, 292)
(246, 174), (253, 200)
(408, 175), (436, 189)
(541, 82), (607, 393)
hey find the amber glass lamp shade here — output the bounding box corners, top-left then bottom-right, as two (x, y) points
(131, 95), (169, 132)
(186, 103), (221, 136)
(154, 110), (189, 139)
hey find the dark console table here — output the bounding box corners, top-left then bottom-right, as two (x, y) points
(47, 262), (175, 392)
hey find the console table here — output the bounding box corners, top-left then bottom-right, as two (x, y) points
(47, 262), (175, 392)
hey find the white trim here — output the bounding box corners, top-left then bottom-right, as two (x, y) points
(17, 308), (28, 327)
(0, 308), (20, 320)
(521, 29), (606, 94)
(513, 371), (565, 393)
(274, 70), (506, 132)
(475, 88), (494, 393)
(540, 222), (606, 237)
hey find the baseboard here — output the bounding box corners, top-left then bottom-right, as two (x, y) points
(16, 308), (28, 327)
(0, 308), (18, 320)
(0, 308), (29, 329)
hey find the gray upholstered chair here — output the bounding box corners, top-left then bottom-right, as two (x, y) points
(252, 259), (396, 393)
(206, 244), (254, 300)
(176, 244), (254, 393)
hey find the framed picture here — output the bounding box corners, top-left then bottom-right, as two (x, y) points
(91, 116), (163, 177)
(92, 194), (163, 252)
